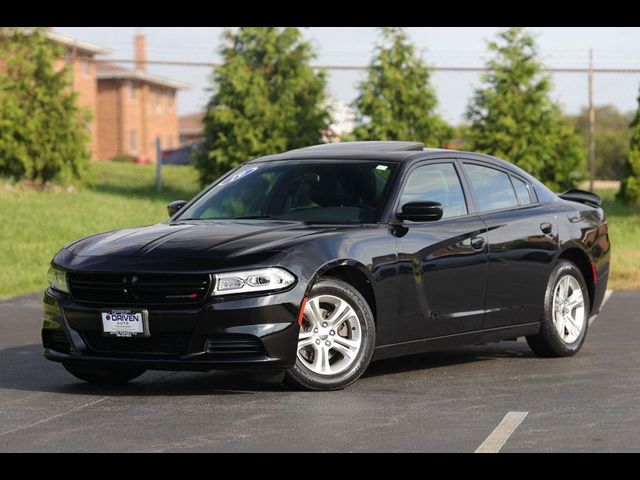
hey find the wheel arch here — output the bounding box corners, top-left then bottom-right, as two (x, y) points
(309, 260), (377, 322)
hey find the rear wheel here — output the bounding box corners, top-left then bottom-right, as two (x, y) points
(284, 277), (375, 391)
(63, 364), (146, 384)
(526, 260), (590, 357)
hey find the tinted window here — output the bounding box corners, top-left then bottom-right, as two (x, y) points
(512, 176), (532, 205)
(178, 161), (397, 224)
(399, 163), (467, 219)
(464, 164), (518, 212)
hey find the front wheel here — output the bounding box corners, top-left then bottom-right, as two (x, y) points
(63, 364), (146, 384)
(526, 260), (590, 357)
(284, 277), (375, 391)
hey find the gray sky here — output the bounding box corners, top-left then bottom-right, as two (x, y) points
(55, 27), (640, 124)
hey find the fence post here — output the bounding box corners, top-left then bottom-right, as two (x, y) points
(156, 137), (162, 193)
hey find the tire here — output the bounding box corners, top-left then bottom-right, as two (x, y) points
(63, 364), (146, 384)
(284, 277), (376, 391)
(526, 260), (590, 357)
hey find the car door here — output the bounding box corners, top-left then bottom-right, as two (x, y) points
(391, 161), (489, 343)
(460, 161), (558, 329)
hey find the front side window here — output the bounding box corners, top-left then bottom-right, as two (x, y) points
(178, 161), (397, 224)
(399, 163), (467, 219)
(464, 164), (518, 212)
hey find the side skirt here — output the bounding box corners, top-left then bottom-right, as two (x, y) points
(371, 322), (541, 362)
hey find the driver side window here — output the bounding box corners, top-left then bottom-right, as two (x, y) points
(400, 163), (468, 219)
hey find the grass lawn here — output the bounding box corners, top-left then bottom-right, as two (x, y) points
(0, 162), (201, 299)
(598, 188), (640, 290)
(0, 163), (638, 298)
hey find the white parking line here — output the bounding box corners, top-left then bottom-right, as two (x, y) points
(475, 411), (528, 453)
(0, 397), (109, 438)
(590, 289), (614, 326)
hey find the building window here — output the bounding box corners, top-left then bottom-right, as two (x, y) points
(167, 136), (173, 149)
(155, 88), (162, 106)
(130, 131), (137, 154)
(129, 81), (136, 100)
(81, 56), (90, 76)
(167, 90), (175, 108)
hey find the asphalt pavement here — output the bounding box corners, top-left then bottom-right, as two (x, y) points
(0, 290), (638, 452)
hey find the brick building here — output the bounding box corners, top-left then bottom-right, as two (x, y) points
(48, 31), (112, 158)
(2, 29), (188, 161)
(178, 111), (206, 145)
(0, 30), (111, 158)
(96, 33), (190, 161)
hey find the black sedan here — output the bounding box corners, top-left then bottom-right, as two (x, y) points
(42, 141), (611, 390)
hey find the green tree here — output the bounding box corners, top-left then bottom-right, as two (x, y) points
(0, 27), (90, 185)
(352, 27), (452, 146)
(566, 105), (633, 180)
(196, 27), (330, 186)
(618, 89), (640, 208)
(465, 27), (584, 191)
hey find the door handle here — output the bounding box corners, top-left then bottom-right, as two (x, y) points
(540, 222), (553, 234)
(470, 236), (486, 251)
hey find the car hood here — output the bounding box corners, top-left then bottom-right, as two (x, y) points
(64, 220), (342, 260)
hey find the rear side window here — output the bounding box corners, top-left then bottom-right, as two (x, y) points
(511, 176), (532, 205)
(464, 164), (518, 212)
(399, 163), (467, 219)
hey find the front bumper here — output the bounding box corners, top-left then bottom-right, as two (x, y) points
(42, 287), (303, 372)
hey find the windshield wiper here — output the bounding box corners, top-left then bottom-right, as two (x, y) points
(174, 215), (275, 221)
(229, 214), (275, 220)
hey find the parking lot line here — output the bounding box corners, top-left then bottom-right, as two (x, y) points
(0, 397), (109, 438)
(590, 289), (614, 326)
(474, 411), (529, 453)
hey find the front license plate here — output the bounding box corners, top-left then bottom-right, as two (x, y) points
(101, 310), (148, 337)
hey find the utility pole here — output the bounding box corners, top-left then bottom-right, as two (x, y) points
(588, 48), (596, 191)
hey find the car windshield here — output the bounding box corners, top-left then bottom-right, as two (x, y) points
(177, 160), (397, 224)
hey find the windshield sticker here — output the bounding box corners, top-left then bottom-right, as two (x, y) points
(376, 165), (388, 171)
(219, 166), (259, 186)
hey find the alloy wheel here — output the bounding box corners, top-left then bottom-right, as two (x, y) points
(296, 294), (362, 375)
(552, 274), (586, 344)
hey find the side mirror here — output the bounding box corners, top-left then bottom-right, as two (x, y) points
(167, 200), (188, 218)
(396, 201), (443, 222)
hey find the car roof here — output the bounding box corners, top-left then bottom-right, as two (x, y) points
(248, 142), (464, 164)
(247, 141), (523, 170)
(293, 141), (425, 153)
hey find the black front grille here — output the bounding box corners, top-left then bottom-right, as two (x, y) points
(42, 329), (71, 353)
(82, 332), (191, 356)
(206, 334), (266, 358)
(68, 272), (211, 306)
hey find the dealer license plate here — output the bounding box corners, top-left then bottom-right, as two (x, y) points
(101, 310), (148, 337)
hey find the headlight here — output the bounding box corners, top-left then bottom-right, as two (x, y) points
(213, 267), (295, 296)
(47, 265), (69, 294)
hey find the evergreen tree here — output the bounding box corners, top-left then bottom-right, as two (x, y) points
(618, 88), (640, 208)
(0, 27), (90, 185)
(196, 27), (330, 186)
(465, 27), (584, 191)
(352, 27), (451, 146)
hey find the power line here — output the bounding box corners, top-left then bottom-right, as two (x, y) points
(96, 58), (640, 74)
